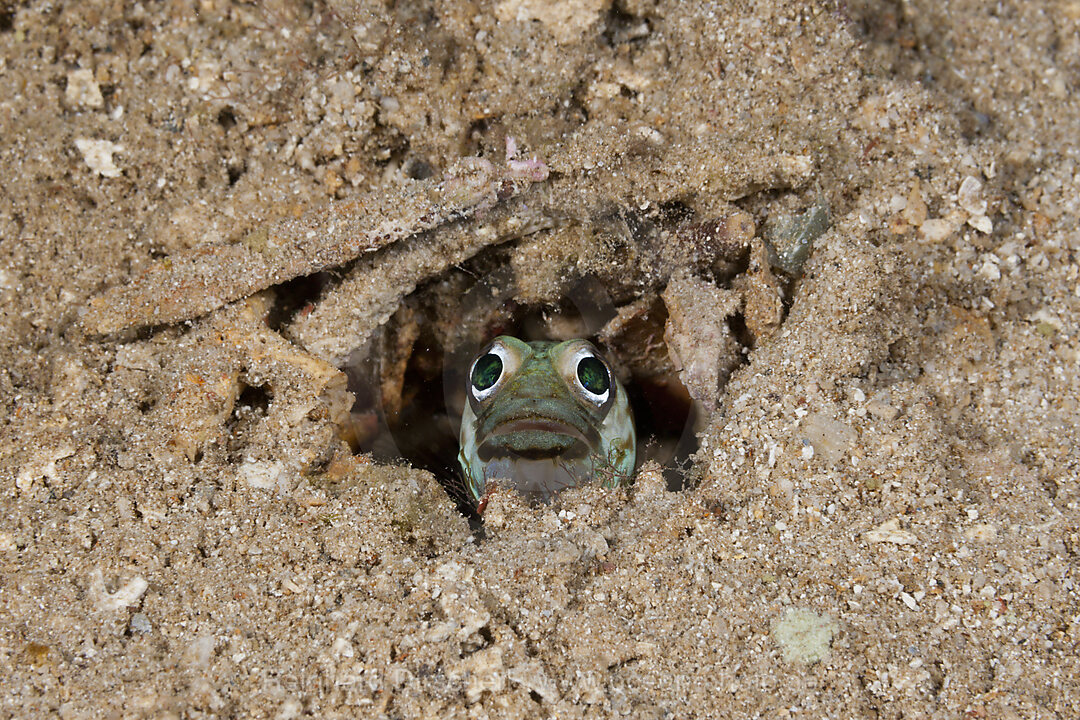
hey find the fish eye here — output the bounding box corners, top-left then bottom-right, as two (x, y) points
(470, 347), (506, 401)
(472, 353), (503, 391)
(576, 354), (610, 401)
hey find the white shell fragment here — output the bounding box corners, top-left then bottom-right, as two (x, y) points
(239, 459), (288, 491)
(958, 176), (992, 234)
(65, 68), (104, 109)
(863, 517), (918, 545)
(918, 217), (956, 243)
(772, 608), (838, 664)
(801, 413), (857, 465)
(89, 569), (149, 612)
(15, 444), (76, 492)
(963, 523), (999, 541)
(75, 138), (124, 178)
(957, 176), (987, 215)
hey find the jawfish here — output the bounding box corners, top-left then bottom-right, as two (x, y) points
(458, 336), (636, 503)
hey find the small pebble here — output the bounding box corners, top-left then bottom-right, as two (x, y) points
(902, 181), (928, 227)
(75, 138), (124, 178)
(978, 260), (1001, 280)
(957, 176), (987, 216)
(968, 214), (993, 234)
(130, 613), (152, 634)
(866, 396), (899, 421)
(918, 218), (954, 243)
(65, 68), (104, 109)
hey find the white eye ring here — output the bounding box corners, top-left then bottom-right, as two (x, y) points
(470, 342), (512, 402)
(569, 347), (610, 406)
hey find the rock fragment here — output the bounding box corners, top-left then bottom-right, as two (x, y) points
(495, 0), (608, 44)
(462, 645), (505, 704)
(75, 138), (123, 178)
(736, 238), (785, 343)
(864, 518), (918, 545)
(508, 660), (560, 703)
(133, 296), (352, 489)
(289, 191), (556, 364)
(662, 274), (742, 413)
(65, 68), (104, 109)
(772, 608), (837, 664)
(84, 155), (548, 334)
(763, 203), (829, 274)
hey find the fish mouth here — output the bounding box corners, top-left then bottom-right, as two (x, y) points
(492, 418), (590, 440)
(478, 417), (592, 460)
(481, 457), (592, 503)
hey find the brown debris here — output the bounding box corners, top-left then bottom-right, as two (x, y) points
(734, 238), (786, 344)
(665, 207), (756, 275)
(597, 294), (673, 379)
(378, 304), (422, 424)
(146, 296), (352, 486)
(661, 273), (743, 414)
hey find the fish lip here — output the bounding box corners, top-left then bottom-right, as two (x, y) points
(478, 417), (593, 461)
(489, 418), (589, 443)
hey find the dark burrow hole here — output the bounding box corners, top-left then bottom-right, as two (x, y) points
(226, 162), (246, 186)
(602, 2), (652, 47)
(338, 273), (710, 520)
(403, 156), (435, 180)
(217, 106), (238, 131)
(416, 310), (695, 512)
(266, 271), (334, 332)
(227, 381), (272, 459)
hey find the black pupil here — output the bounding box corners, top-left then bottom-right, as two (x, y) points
(471, 353), (502, 392)
(577, 356), (609, 395)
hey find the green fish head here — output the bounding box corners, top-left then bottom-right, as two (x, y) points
(458, 336), (636, 503)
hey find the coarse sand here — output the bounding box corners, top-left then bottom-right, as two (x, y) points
(1, 1), (1077, 717)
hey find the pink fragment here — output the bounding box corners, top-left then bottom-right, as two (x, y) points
(504, 135), (549, 182)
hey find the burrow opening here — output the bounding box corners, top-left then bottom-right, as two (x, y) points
(274, 196), (827, 518)
(330, 238), (752, 517)
(346, 302), (703, 517)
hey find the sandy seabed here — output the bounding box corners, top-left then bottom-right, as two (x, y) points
(1, 1), (1078, 718)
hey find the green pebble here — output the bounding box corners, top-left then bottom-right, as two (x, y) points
(764, 203), (830, 275)
(772, 607), (838, 664)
